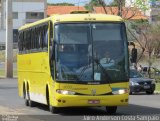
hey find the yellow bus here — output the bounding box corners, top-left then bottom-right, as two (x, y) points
(18, 12), (129, 114)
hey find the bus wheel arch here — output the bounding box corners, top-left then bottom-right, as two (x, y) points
(46, 84), (59, 114)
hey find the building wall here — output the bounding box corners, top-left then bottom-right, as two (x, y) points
(0, 0), (46, 49)
(3, 1), (45, 29)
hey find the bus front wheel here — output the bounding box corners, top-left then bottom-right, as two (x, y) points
(46, 87), (59, 114)
(49, 106), (59, 114)
(106, 106), (117, 114)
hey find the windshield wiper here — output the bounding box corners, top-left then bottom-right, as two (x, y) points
(93, 58), (112, 89)
(77, 65), (90, 81)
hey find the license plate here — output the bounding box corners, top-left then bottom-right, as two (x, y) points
(88, 100), (100, 104)
(144, 85), (150, 89)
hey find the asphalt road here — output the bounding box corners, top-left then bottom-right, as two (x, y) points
(0, 78), (160, 121)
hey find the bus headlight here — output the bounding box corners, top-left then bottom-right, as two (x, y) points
(56, 90), (76, 95)
(112, 89), (129, 95)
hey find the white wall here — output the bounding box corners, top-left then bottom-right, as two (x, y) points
(3, 2), (45, 29)
(13, 2), (45, 29)
(0, 0), (46, 45)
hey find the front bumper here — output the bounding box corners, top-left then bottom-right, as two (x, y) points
(51, 93), (129, 107)
(130, 84), (155, 93)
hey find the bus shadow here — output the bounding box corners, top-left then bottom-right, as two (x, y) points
(117, 104), (160, 115)
(33, 103), (160, 116)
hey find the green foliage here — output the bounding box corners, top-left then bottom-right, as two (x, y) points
(89, 0), (102, 6)
(134, 0), (157, 11)
(85, 0), (101, 11)
(109, 0), (125, 6)
(129, 20), (148, 30)
(134, 0), (149, 11)
(48, 2), (74, 6)
(156, 83), (160, 91)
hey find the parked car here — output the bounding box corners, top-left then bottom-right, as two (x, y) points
(129, 69), (156, 94)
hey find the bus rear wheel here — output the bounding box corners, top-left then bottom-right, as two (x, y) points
(27, 84), (36, 107)
(28, 98), (36, 107)
(106, 106), (117, 114)
(24, 88), (29, 106)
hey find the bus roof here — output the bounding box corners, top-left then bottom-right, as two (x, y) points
(19, 13), (123, 30)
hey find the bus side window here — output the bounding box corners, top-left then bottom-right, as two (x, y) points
(35, 28), (39, 49)
(18, 32), (22, 53)
(50, 22), (53, 47)
(42, 25), (46, 50)
(21, 32), (24, 52)
(33, 28), (35, 50)
(42, 25), (46, 49)
(31, 29), (33, 50)
(27, 30), (30, 53)
(30, 30), (32, 51)
(40, 26), (43, 50)
(42, 24), (48, 50)
(26, 30), (29, 51)
(24, 31), (26, 53)
(37, 28), (40, 49)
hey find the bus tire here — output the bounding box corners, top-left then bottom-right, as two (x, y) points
(27, 83), (36, 107)
(23, 83), (29, 106)
(106, 106), (117, 114)
(49, 106), (59, 114)
(24, 87), (29, 106)
(28, 98), (36, 107)
(46, 86), (59, 114)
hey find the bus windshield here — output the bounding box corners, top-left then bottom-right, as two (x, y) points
(53, 23), (129, 83)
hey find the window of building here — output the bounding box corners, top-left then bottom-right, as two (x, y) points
(26, 12), (44, 19)
(13, 12), (18, 19)
(13, 29), (18, 43)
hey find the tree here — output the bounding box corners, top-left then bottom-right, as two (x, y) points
(85, 0), (101, 12)
(109, 0), (125, 7)
(128, 22), (160, 77)
(97, 0), (154, 18)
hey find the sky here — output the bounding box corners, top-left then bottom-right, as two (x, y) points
(47, 0), (113, 6)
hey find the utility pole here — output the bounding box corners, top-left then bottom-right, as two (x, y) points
(44, 0), (47, 18)
(5, 0), (13, 78)
(1, 0), (4, 29)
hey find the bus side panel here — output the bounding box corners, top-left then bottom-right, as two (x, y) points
(17, 52), (50, 104)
